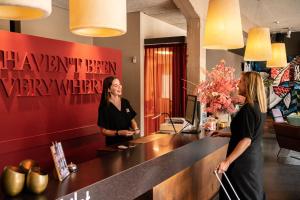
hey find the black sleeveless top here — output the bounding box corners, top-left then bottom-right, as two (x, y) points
(98, 98), (136, 145)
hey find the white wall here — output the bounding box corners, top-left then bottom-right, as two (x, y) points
(0, 20), (9, 31)
(21, 6), (92, 45)
(141, 13), (186, 39)
(206, 50), (243, 78)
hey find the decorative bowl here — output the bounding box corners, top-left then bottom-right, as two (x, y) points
(26, 168), (48, 194)
(1, 166), (25, 196)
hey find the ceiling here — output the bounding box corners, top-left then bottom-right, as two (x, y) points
(240, 0), (300, 33)
(53, 0), (300, 33)
(126, 0), (186, 29)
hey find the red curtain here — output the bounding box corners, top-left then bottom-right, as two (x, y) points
(144, 44), (187, 135)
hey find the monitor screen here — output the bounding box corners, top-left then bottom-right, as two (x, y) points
(185, 95), (197, 125)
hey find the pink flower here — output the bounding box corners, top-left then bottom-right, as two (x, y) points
(196, 61), (239, 114)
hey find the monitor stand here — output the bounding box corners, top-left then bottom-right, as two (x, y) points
(181, 128), (201, 134)
(180, 121), (201, 134)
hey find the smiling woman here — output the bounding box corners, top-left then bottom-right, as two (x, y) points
(97, 76), (140, 145)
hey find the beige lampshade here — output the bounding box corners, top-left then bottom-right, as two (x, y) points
(0, 0), (52, 20)
(70, 0), (127, 37)
(244, 27), (272, 61)
(203, 0), (244, 49)
(267, 43), (287, 68)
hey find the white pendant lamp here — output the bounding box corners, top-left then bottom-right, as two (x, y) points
(267, 43), (287, 68)
(0, 0), (52, 20)
(244, 27), (272, 61)
(203, 0), (244, 49)
(69, 0), (127, 37)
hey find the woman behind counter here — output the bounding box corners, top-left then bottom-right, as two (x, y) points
(214, 71), (267, 200)
(98, 76), (140, 145)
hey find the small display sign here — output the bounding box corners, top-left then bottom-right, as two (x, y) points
(50, 142), (70, 181)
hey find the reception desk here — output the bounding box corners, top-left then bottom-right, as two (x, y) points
(0, 133), (229, 200)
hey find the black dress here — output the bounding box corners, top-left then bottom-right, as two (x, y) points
(98, 98), (136, 145)
(219, 103), (266, 200)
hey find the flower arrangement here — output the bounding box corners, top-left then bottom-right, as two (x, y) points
(196, 60), (240, 114)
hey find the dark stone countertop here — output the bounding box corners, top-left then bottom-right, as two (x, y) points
(0, 133), (229, 200)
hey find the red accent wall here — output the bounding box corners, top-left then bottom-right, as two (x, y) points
(0, 30), (122, 170)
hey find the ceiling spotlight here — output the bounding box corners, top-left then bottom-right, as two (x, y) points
(286, 29), (292, 38)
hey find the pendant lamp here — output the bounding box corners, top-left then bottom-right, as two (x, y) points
(69, 0), (127, 37)
(267, 43), (287, 68)
(244, 27), (272, 61)
(203, 0), (244, 49)
(0, 0), (52, 20)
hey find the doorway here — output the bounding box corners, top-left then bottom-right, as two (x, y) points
(144, 42), (187, 135)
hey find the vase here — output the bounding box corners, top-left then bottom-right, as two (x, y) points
(215, 112), (231, 128)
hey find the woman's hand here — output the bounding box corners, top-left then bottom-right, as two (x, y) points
(129, 127), (140, 135)
(216, 138), (251, 174)
(231, 94), (245, 104)
(118, 130), (135, 136)
(134, 129), (140, 135)
(216, 160), (231, 173)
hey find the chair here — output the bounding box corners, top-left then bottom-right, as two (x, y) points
(273, 122), (300, 160)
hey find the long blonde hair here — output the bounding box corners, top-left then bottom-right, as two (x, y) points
(242, 71), (267, 113)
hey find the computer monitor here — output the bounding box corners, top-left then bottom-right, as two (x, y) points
(185, 95), (197, 125)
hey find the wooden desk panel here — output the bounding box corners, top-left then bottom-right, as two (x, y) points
(153, 144), (228, 200)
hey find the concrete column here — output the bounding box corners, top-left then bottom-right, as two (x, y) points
(173, 0), (208, 94)
(186, 19), (200, 92)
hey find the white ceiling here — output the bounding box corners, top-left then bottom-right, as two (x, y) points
(240, 0), (300, 33)
(126, 0), (186, 29)
(53, 0), (186, 29)
(53, 0), (300, 33)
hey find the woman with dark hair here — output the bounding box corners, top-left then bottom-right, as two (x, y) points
(98, 76), (140, 145)
(213, 71), (267, 200)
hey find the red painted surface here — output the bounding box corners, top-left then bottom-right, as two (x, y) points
(0, 30), (122, 170)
